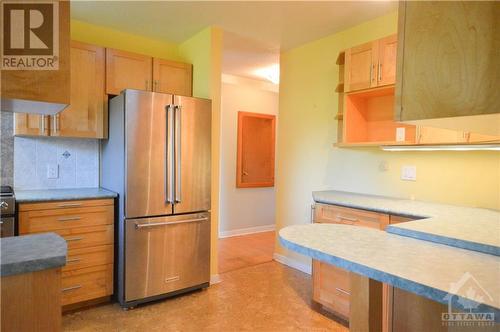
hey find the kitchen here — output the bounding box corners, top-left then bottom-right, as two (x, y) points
(1, 1), (499, 331)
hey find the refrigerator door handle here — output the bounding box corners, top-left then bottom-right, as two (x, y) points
(165, 105), (175, 204)
(174, 105), (182, 203)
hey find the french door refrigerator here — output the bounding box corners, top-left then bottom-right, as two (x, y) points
(101, 89), (211, 308)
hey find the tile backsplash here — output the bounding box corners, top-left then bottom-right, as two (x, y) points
(14, 136), (99, 190)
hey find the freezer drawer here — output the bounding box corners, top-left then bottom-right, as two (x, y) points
(125, 213), (210, 302)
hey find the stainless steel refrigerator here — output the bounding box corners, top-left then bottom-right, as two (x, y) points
(101, 89), (211, 308)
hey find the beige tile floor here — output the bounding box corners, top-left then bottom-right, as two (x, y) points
(63, 261), (347, 332)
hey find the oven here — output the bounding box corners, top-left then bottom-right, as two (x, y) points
(0, 186), (16, 237)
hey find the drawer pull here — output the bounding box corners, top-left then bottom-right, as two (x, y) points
(62, 285), (82, 292)
(335, 287), (351, 296)
(58, 216), (81, 222)
(165, 276), (180, 283)
(58, 203), (82, 208)
(67, 258), (81, 263)
(65, 236), (83, 242)
(337, 215), (358, 223)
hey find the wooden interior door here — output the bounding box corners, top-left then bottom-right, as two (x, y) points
(236, 112), (276, 188)
(377, 34), (398, 87)
(105, 48), (152, 95)
(14, 114), (49, 136)
(52, 41), (107, 138)
(345, 41), (377, 92)
(153, 59), (192, 96)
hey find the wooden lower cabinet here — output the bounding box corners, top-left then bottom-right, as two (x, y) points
(19, 198), (114, 308)
(312, 203), (416, 330)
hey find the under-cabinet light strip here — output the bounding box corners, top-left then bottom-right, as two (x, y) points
(381, 144), (500, 152)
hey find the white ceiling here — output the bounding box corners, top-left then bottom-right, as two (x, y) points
(71, 1), (398, 81)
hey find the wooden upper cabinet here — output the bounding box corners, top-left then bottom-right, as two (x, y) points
(14, 114), (49, 136)
(105, 49), (153, 95)
(153, 59), (193, 96)
(236, 112), (276, 188)
(344, 35), (397, 93)
(395, 1), (500, 122)
(1, 0), (70, 108)
(417, 126), (467, 145)
(344, 41), (377, 92)
(377, 35), (397, 87)
(52, 41), (107, 139)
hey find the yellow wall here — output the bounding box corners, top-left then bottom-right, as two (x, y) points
(71, 19), (181, 60)
(276, 11), (500, 266)
(179, 27), (223, 277)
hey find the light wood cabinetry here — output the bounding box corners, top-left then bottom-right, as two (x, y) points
(14, 114), (50, 136)
(153, 58), (193, 96)
(106, 49), (193, 96)
(52, 41), (107, 138)
(1, 0), (70, 110)
(395, 1), (500, 122)
(105, 48), (153, 95)
(344, 34), (397, 93)
(312, 203), (417, 330)
(19, 198), (114, 308)
(1, 268), (62, 332)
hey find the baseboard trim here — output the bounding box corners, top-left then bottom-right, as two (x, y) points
(273, 253), (311, 275)
(210, 274), (221, 285)
(219, 224), (275, 238)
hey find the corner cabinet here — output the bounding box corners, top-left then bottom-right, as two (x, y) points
(52, 41), (107, 139)
(14, 41), (108, 139)
(395, 1), (500, 121)
(106, 49), (193, 96)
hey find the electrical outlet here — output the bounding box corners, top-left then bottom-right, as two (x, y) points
(401, 165), (416, 181)
(47, 164), (59, 179)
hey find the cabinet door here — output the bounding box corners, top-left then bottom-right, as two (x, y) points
(153, 59), (192, 96)
(377, 35), (397, 87)
(344, 41), (378, 92)
(396, 1), (500, 121)
(52, 41), (107, 138)
(105, 48), (152, 95)
(417, 126), (467, 144)
(467, 132), (500, 144)
(14, 114), (49, 136)
(313, 260), (350, 320)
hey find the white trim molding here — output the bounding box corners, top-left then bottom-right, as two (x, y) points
(219, 224), (275, 238)
(210, 274), (221, 285)
(273, 253), (312, 275)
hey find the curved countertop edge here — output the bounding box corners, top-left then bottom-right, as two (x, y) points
(1, 233), (67, 277)
(15, 187), (118, 203)
(313, 190), (500, 256)
(386, 225), (500, 257)
(278, 233), (500, 321)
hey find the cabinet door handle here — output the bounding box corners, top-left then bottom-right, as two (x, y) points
(145, 80), (149, 90)
(335, 287), (351, 296)
(40, 115), (45, 134)
(62, 285), (82, 292)
(65, 236), (83, 242)
(369, 64), (373, 84)
(58, 216), (81, 222)
(337, 215), (358, 222)
(378, 62), (382, 82)
(67, 258), (81, 263)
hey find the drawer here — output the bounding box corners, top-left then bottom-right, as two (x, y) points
(62, 264), (113, 306)
(314, 203), (389, 230)
(313, 260), (350, 319)
(19, 205), (114, 233)
(64, 245), (113, 272)
(54, 225), (113, 250)
(19, 198), (114, 212)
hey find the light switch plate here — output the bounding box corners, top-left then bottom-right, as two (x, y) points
(401, 165), (416, 181)
(47, 164), (59, 179)
(396, 127), (406, 142)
